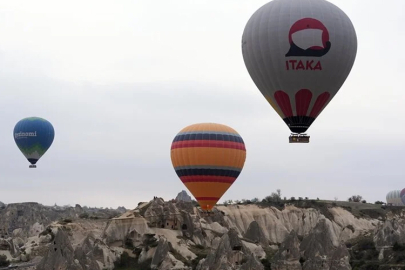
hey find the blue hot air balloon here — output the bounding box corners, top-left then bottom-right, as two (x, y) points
(13, 117), (55, 168)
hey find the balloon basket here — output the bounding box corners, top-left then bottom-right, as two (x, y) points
(29, 165), (37, 168)
(197, 208), (214, 216)
(289, 134), (310, 143)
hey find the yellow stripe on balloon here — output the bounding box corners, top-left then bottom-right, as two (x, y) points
(180, 123), (239, 134)
(266, 96), (284, 118)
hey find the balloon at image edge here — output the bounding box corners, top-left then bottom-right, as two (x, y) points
(401, 189), (405, 205)
(386, 190), (405, 206)
(170, 123), (246, 211)
(13, 117), (55, 168)
(242, 0), (358, 137)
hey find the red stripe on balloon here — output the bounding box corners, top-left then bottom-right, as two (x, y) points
(196, 197), (220, 201)
(171, 140), (246, 150)
(309, 92), (331, 118)
(295, 89), (312, 116)
(274, 91), (293, 117)
(180, 176), (236, 183)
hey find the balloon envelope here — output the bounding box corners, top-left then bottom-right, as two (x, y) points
(14, 117), (55, 167)
(170, 123), (246, 210)
(386, 190), (403, 206)
(242, 0), (357, 134)
(401, 188), (405, 205)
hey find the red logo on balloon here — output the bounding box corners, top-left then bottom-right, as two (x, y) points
(285, 18), (331, 57)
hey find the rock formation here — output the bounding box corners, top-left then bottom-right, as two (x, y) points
(176, 190), (192, 202)
(272, 230), (302, 270)
(243, 220), (268, 247)
(0, 197), (403, 269)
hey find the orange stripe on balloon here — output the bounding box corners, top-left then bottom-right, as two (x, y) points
(170, 148), (246, 168)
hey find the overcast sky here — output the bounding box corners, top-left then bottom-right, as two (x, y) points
(1, 0), (404, 209)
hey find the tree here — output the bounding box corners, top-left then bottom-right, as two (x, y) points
(374, 201), (385, 205)
(251, 197), (259, 203)
(348, 195), (363, 202)
(265, 191), (281, 203)
(277, 189), (281, 198)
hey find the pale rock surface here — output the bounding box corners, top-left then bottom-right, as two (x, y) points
(243, 220), (268, 247)
(158, 252), (190, 270)
(103, 216), (152, 247)
(36, 228), (83, 270)
(329, 242), (351, 270)
(374, 217), (405, 248)
(329, 207), (378, 242)
(272, 230), (302, 270)
(240, 253), (265, 270)
(300, 219), (351, 270)
(241, 241), (266, 259)
(219, 205), (322, 244)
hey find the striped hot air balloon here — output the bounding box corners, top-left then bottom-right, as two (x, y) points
(170, 123), (246, 211)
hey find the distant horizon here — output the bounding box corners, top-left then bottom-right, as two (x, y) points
(0, 190), (391, 210)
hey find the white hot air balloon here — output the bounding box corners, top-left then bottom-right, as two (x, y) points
(242, 0), (357, 143)
(386, 190), (404, 206)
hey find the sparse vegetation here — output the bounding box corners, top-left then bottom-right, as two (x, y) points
(0, 255), (9, 267)
(114, 252), (151, 270)
(189, 244), (210, 270)
(348, 195), (363, 202)
(79, 212), (89, 219)
(346, 235), (405, 269)
(124, 238), (134, 249)
(264, 189), (282, 203)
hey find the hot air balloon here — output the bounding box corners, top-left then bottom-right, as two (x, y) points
(401, 188), (405, 205)
(386, 190), (404, 206)
(242, 0), (357, 143)
(14, 117), (55, 168)
(170, 123), (246, 211)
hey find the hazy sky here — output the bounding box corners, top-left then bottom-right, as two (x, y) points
(1, 0), (404, 209)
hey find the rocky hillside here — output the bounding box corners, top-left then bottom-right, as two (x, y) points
(0, 198), (404, 270)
